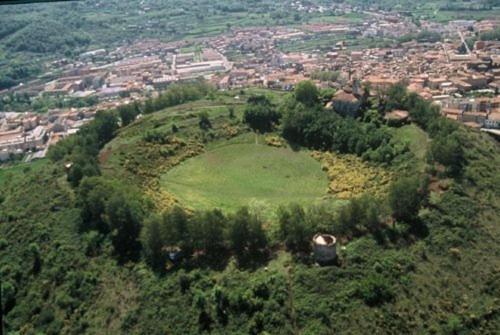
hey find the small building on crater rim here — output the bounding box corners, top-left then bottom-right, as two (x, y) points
(313, 234), (337, 264)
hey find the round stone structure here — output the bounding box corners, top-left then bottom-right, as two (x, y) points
(312, 234), (337, 265)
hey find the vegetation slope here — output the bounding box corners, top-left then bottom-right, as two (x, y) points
(1, 82), (500, 335)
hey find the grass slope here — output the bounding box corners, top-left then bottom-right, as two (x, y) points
(161, 135), (329, 215)
(393, 124), (429, 160)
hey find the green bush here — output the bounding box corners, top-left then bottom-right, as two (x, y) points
(388, 176), (426, 224)
(357, 273), (394, 306)
(0, 238), (8, 250)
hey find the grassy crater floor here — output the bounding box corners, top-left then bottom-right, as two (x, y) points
(161, 138), (329, 214)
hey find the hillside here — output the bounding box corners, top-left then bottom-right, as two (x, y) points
(1, 83), (500, 334)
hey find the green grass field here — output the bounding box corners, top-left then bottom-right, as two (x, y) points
(393, 124), (429, 172)
(161, 136), (329, 215)
(394, 125), (429, 159)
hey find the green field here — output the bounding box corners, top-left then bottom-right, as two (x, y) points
(161, 136), (329, 215)
(394, 124), (429, 159)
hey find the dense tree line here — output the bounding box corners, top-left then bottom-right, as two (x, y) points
(48, 110), (119, 187)
(141, 206), (268, 271)
(281, 80), (464, 174)
(281, 81), (408, 164)
(77, 177), (144, 262)
(143, 81), (213, 114)
(1, 85), (100, 112)
(42, 82), (216, 264)
(119, 81), (213, 125)
(47, 81), (214, 186)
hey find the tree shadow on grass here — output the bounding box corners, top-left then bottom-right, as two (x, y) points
(283, 138), (303, 152)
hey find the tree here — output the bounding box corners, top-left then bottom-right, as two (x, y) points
(429, 133), (464, 176)
(360, 83), (372, 111)
(337, 195), (382, 236)
(144, 98), (155, 114)
(77, 177), (114, 233)
(67, 154), (100, 187)
(388, 176), (424, 223)
(243, 95), (280, 132)
(162, 206), (192, 254)
(479, 27), (500, 41)
(337, 197), (362, 236)
(106, 192), (143, 262)
(29, 242), (42, 274)
(228, 106), (235, 119)
(191, 209), (227, 257)
(228, 208), (267, 266)
(408, 95), (440, 130)
(1, 280), (16, 314)
(93, 111), (119, 147)
(198, 112), (212, 130)
(278, 204), (312, 254)
(294, 81), (319, 107)
(118, 103), (140, 126)
(141, 214), (166, 271)
(212, 285), (229, 324)
(416, 30), (442, 43)
(384, 82), (408, 112)
(67, 163), (84, 188)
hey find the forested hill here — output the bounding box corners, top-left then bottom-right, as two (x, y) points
(1, 83), (500, 334)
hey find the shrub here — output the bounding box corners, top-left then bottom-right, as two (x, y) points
(36, 307), (55, 326)
(82, 231), (103, 257)
(388, 176), (426, 224)
(143, 130), (169, 144)
(337, 195), (382, 237)
(1, 280), (17, 312)
(429, 132), (464, 176)
(0, 238), (8, 250)
(198, 112), (212, 130)
(357, 273), (394, 306)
